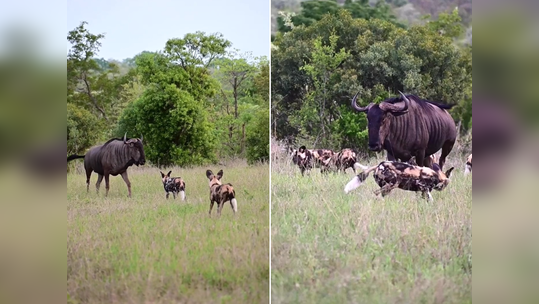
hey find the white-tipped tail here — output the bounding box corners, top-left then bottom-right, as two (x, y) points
(353, 162), (369, 172)
(231, 198), (238, 213)
(180, 190), (186, 201)
(344, 176), (363, 194)
(464, 165), (471, 175)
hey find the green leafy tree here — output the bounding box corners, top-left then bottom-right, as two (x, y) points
(116, 33), (230, 167)
(277, 0), (404, 34)
(67, 103), (101, 155)
(246, 58), (270, 164)
(272, 10), (472, 151)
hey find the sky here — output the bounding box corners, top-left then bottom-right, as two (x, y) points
(67, 0), (270, 60)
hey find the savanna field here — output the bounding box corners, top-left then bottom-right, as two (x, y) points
(67, 161), (269, 304)
(271, 154), (472, 304)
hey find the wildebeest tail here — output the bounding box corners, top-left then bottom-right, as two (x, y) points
(67, 154), (85, 162)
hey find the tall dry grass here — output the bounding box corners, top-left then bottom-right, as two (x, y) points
(67, 160), (269, 304)
(271, 139), (472, 304)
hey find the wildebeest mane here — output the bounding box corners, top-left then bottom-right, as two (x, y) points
(384, 95), (455, 110)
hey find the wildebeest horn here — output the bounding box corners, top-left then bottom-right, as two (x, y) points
(380, 91), (409, 114)
(351, 91), (373, 112)
(140, 135), (143, 144)
(123, 133), (127, 143)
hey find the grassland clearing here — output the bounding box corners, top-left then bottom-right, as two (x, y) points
(271, 156), (472, 304)
(67, 160), (269, 304)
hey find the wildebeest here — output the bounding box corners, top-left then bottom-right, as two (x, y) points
(465, 154), (472, 175)
(67, 134), (145, 197)
(344, 161), (455, 201)
(160, 170), (186, 200)
(351, 91), (457, 170)
(206, 169), (237, 217)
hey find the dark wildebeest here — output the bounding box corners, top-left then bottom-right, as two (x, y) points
(67, 134), (145, 197)
(351, 91), (457, 170)
(344, 161), (455, 201)
(160, 170), (186, 200)
(206, 169), (237, 217)
(465, 154), (472, 175)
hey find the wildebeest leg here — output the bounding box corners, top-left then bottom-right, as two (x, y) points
(95, 174), (103, 193)
(104, 174), (110, 197)
(86, 169), (93, 193)
(415, 150), (426, 168)
(209, 200), (215, 217)
(424, 156), (433, 169)
(120, 171), (132, 198)
(439, 140), (455, 170)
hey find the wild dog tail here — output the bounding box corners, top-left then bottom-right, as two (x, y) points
(67, 154), (85, 162)
(230, 189), (237, 213)
(345, 163), (377, 193)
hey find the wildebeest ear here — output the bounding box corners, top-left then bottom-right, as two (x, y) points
(167, 171), (172, 177)
(445, 167), (455, 178)
(160, 171), (165, 178)
(206, 170), (214, 179)
(217, 170), (223, 180)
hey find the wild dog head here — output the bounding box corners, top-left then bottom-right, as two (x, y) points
(206, 169), (237, 216)
(160, 170), (186, 200)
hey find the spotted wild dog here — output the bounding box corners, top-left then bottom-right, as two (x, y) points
(332, 148), (360, 174)
(292, 146), (314, 176)
(465, 154), (472, 175)
(344, 161), (455, 201)
(160, 171), (186, 200)
(206, 169), (237, 216)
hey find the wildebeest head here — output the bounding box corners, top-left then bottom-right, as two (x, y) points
(351, 91), (410, 152)
(206, 169), (223, 187)
(124, 133), (146, 166)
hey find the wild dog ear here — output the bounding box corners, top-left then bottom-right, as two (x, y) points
(206, 170), (214, 179)
(299, 146), (306, 152)
(445, 167), (455, 178)
(167, 171), (172, 177)
(217, 170), (223, 180)
(160, 171), (165, 178)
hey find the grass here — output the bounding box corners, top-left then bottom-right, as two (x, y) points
(271, 156), (472, 304)
(67, 160), (269, 304)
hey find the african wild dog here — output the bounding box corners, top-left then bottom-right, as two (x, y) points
(206, 169), (237, 216)
(332, 148), (359, 174)
(465, 154), (472, 175)
(160, 170), (186, 200)
(290, 146), (337, 175)
(291, 146), (314, 176)
(344, 161), (455, 201)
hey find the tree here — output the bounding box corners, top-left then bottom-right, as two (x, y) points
(272, 10), (472, 151)
(116, 32), (231, 167)
(277, 0), (404, 34)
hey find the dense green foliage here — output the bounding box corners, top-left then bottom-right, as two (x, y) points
(272, 9), (472, 150)
(276, 0), (404, 35)
(67, 22), (269, 167)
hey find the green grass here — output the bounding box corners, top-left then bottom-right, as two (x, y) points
(67, 160), (269, 304)
(271, 157), (472, 304)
